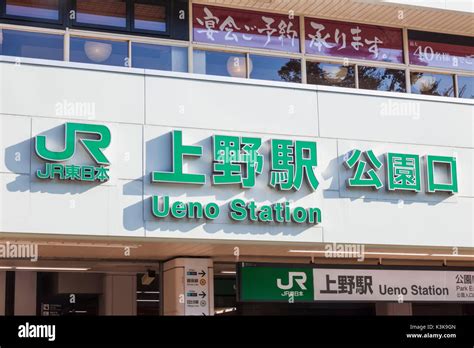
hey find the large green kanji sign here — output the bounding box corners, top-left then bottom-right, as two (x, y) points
(152, 130), (320, 192)
(35, 122), (111, 182)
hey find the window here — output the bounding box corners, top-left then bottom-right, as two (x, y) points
(1, 1), (185, 40)
(358, 66), (406, 92)
(0, 29), (63, 60)
(5, 0), (60, 21)
(306, 61), (355, 88)
(304, 17), (403, 64)
(249, 55), (301, 83)
(458, 76), (474, 99)
(193, 4), (300, 53)
(408, 30), (474, 72)
(133, 0), (167, 33)
(70, 37), (128, 67)
(410, 72), (454, 97)
(75, 0), (127, 28)
(194, 50), (247, 78)
(132, 43), (187, 72)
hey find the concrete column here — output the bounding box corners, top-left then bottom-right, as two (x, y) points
(376, 302), (412, 316)
(163, 258), (213, 316)
(100, 274), (137, 315)
(0, 271), (6, 315)
(14, 271), (37, 315)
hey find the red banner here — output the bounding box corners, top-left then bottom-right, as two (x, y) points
(304, 18), (404, 63)
(193, 4), (300, 53)
(409, 39), (474, 72)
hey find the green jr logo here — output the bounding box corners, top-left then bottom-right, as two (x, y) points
(35, 122), (111, 182)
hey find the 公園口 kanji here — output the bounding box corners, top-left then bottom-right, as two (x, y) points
(345, 149), (458, 194)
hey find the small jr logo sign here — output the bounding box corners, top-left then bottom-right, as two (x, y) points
(277, 271), (308, 290)
(35, 122), (111, 183)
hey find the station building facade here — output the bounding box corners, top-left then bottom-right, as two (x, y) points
(0, 0), (473, 316)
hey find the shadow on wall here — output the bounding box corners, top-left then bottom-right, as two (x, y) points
(5, 124), (106, 195)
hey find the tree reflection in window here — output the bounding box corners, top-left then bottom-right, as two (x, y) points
(458, 76), (474, 99)
(276, 59), (301, 83)
(306, 62), (355, 88)
(358, 66), (406, 92)
(410, 72), (454, 97)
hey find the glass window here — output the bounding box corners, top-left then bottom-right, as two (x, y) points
(304, 17), (403, 64)
(193, 50), (247, 78)
(5, 0), (60, 21)
(410, 72), (454, 97)
(134, 1), (167, 33)
(249, 55), (301, 83)
(70, 37), (128, 67)
(0, 29), (63, 61)
(458, 76), (474, 99)
(306, 61), (355, 88)
(76, 0), (126, 28)
(132, 43), (187, 72)
(358, 66), (406, 92)
(408, 30), (474, 72)
(193, 4), (300, 53)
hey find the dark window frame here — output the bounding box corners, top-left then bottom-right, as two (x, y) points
(71, 0), (170, 36)
(0, 0), (188, 40)
(72, 0), (131, 32)
(1, 0), (65, 25)
(130, 0), (170, 36)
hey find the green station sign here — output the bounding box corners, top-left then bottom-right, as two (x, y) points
(239, 265), (314, 302)
(32, 124), (460, 227)
(238, 263), (474, 303)
(35, 122), (111, 182)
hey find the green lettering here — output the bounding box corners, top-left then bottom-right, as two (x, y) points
(188, 201), (203, 219)
(258, 205), (274, 222)
(205, 203), (220, 220)
(171, 201), (187, 219)
(308, 207), (322, 224)
(247, 201), (258, 221)
(292, 207), (307, 223)
(152, 196), (170, 218)
(230, 199), (247, 221)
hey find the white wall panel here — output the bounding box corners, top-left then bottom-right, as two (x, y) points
(322, 191), (474, 247)
(0, 115), (31, 174)
(145, 75), (319, 137)
(0, 62), (145, 124)
(318, 91), (474, 148)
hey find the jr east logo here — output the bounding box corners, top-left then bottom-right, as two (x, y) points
(35, 122), (111, 183)
(277, 271), (311, 299)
